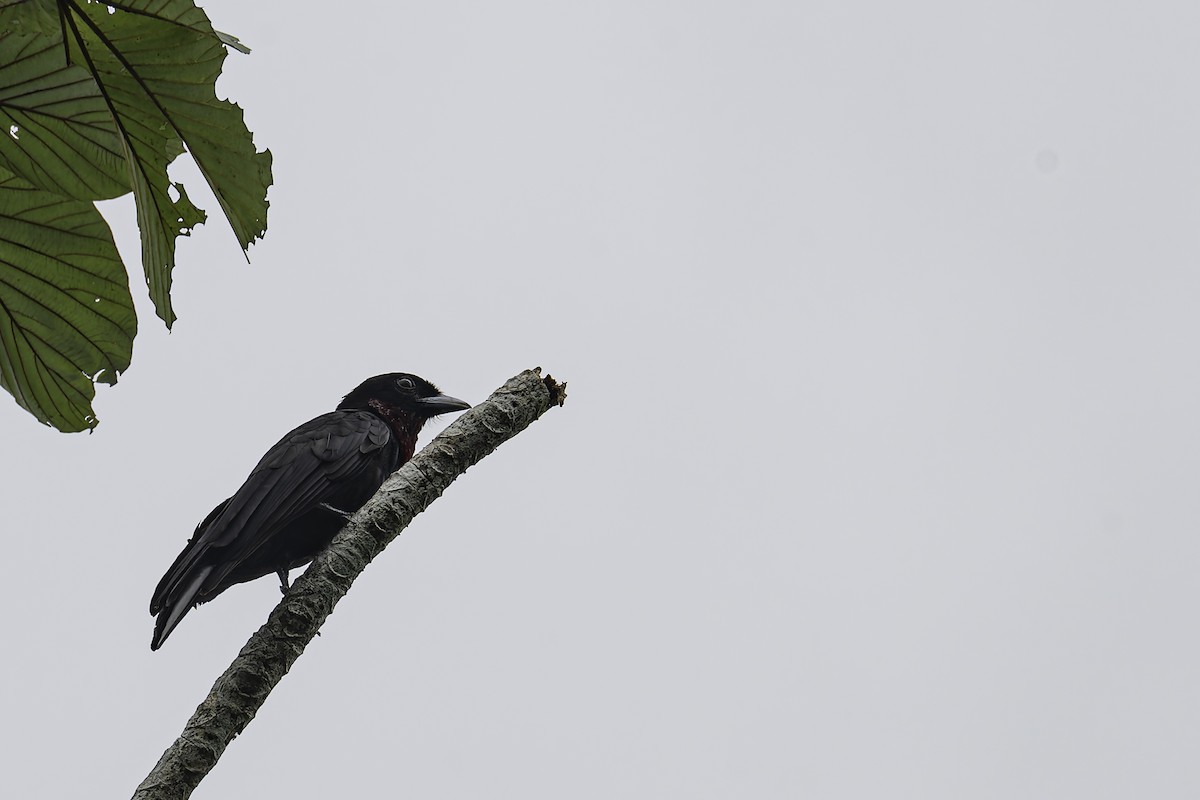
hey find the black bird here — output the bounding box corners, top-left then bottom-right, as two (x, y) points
(150, 373), (470, 650)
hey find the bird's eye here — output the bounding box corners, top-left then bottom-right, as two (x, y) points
(397, 377), (415, 390)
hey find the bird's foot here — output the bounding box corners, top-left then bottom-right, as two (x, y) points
(319, 503), (353, 521)
(277, 569), (291, 594)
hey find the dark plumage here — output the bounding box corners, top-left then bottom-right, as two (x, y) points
(149, 373), (470, 650)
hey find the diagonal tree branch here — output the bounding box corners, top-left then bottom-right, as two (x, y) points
(133, 367), (567, 800)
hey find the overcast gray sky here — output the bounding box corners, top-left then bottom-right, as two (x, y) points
(5, 2), (1200, 797)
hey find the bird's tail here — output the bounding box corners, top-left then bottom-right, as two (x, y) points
(150, 565), (214, 651)
(149, 498), (231, 650)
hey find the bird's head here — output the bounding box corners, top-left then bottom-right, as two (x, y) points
(339, 373), (472, 419)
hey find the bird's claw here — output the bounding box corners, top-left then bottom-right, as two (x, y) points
(319, 502), (353, 521)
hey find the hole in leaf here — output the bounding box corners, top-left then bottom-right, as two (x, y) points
(8, 125), (18, 140)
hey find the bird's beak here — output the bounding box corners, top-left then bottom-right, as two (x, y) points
(417, 393), (472, 414)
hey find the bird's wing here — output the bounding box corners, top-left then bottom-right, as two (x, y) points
(154, 410), (393, 607)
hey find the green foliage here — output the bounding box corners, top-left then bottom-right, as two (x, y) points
(0, 0), (271, 431)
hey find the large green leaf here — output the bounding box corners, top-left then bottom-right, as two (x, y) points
(0, 25), (131, 200)
(0, 167), (135, 432)
(0, 0), (270, 431)
(53, 0), (271, 325)
(88, 0), (267, 250)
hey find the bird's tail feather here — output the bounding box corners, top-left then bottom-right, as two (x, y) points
(151, 565), (214, 651)
(151, 498), (231, 616)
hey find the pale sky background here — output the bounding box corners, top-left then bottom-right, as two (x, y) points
(4, 2), (1200, 797)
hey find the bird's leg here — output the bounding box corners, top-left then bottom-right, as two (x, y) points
(273, 506), (350, 599)
(275, 569), (316, 636)
(319, 502), (353, 521)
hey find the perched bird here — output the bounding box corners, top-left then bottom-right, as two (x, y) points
(150, 373), (470, 650)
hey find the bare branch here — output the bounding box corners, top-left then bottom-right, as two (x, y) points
(133, 368), (567, 800)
